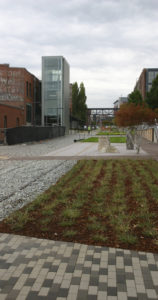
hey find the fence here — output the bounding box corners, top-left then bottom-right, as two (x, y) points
(137, 127), (158, 143)
(4, 126), (65, 145)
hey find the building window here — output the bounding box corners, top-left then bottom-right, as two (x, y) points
(4, 115), (7, 128)
(29, 83), (31, 97)
(26, 81), (29, 97)
(16, 117), (20, 127)
(26, 104), (32, 123)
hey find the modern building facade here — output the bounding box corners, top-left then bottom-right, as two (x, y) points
(0, 63), (41, 126)
(113, 97), (128, 109)
(42, 56), (70, 132)
(135, 68), (158, 100)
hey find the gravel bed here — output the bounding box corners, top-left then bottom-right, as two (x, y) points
(0, 133), (82, 157)
(0, 134), (79, 220)
(0, 159), (76, 220)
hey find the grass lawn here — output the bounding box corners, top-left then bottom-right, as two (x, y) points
(82, 136), (126, 143)
(98, 131), (126, 136)
(0, 159), (158, 252)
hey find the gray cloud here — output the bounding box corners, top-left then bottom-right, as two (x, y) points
(0, 0), (158, 107)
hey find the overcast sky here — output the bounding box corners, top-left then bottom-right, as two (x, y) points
(0, 0), (158, 108)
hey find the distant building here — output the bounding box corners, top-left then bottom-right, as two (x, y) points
(135, 68), (158, 100)
(0, 63), (41, 126)
(113, 97), (128, 109)
(42, 56), (70, 132)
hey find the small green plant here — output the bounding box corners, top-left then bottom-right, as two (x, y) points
(92, 234), (107, 242)
(59, 219), (75, 227)
(143, 228), (157, 238)
(119, 233), (137, 245)
(40, 217), (51, 232)
(7, 210), (30, 231)
(40, 217), (51, 226)
(41, 202), (57, 216)
(61, 208), (80, 219)
(63, 230), (77, 237)
(30, 193), (50, 210)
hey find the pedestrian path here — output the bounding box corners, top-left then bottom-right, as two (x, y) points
(140, 139), (158, 160)
(0, 234), (158, 300)
(44, 142), (148, 159)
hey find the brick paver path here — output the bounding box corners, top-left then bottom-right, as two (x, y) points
(0, 234), (158, 300)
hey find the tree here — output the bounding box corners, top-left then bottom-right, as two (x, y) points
(72, 82), (79, 118)
(146, 74), (158, 109)
(115, 103), (156, 151)
(128, 89), (143, 105)
(78, 82), (87, 123)
(115, 103), (156, 127)
(72, 82), (87, 123)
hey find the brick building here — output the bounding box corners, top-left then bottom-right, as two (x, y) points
(0, 103), (24, 142)
(135, 68), (158, 100)
(0, 64), (41, 129)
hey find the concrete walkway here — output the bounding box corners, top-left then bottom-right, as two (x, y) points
(43, 141), (149, 160)
(0, 234), (158, 300)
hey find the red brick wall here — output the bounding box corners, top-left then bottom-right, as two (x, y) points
(0, 64), (40, 125)
(135, 69), (146, 100)
(0, 103), (24, 142)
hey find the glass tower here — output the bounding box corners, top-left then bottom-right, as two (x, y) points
(42, 56), (70, 132)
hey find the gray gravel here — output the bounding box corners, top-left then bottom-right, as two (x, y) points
(0, 134), (79, 220)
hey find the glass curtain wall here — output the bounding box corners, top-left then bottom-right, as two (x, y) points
(42, 57), (62, 126)
(147, 69), (158, 92)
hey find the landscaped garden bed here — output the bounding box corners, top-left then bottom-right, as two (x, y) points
(0, 159), (158, 253)
(97, 131), (126, 135)
(82, 136), (126, 143)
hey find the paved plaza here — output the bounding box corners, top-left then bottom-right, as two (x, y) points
(0, 134), (158, 299)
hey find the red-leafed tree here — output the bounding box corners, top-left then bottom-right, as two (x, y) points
(115, 103), (156, 127)
(115, 103), (156, 151)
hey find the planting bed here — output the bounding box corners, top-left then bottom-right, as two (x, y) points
(82, 136), (126, 143)
(97, 131), (125, 135)
(0, 159), (158, 253)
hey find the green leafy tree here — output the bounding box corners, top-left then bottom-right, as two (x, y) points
(78, 82), (87, 123)
(72, 82), (79, 118)
(146, 75), (158, 109)
(128, 89), (143, 105)
(72, 82), (87, 122)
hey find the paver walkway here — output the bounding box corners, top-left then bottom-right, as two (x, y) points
(0, 234), (158, 300)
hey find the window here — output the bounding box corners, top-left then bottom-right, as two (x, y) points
(148, 71), (155, 84)
(4, 115), (7, 128)
(26, 81), (29, 97)
(29, 83), (31, 97)
(16, 117), (20, 127)
(26, 104), (32, 123)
